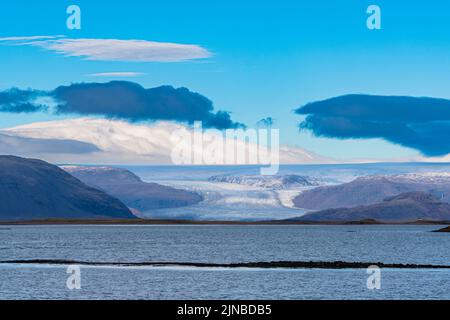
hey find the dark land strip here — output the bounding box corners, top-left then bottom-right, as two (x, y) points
(1, 260), (450, 269)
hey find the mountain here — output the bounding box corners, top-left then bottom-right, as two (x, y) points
(293, 173), (450, 210)
(208, 174), (319, 190)
(62, 166), (203, 213)
(290, 192), (450, 222)
(0, 156), (135, 221)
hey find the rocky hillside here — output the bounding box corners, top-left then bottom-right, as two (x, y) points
(63, 166), (203, 213)
(0, 156), (135, 220)
(293, 173), (450, 210)
(291, 192), (450, 222)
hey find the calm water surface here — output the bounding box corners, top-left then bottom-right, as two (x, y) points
(0, 225), (448, 299)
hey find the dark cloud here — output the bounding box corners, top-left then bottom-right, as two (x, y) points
(257, 117), (275, 127)
(295, 94), (450, 157)
(0, 88), (47, 113)
(0, 81), (243, 130)
(51, 81), (243, 129)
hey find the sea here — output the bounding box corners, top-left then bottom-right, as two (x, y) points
(0, 224), (448, 300)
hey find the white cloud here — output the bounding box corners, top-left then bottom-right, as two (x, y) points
(414, 154), (450, 163)
(1, 36), (212, 62)
(4, 118), (333, 165)
(0, 35), (64, 41)
(87, 72), (146, 77)
(0, 36), (211, 62)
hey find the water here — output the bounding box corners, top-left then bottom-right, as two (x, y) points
(0, 225), (449, 299)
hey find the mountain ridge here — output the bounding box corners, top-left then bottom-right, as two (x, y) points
(62, 165), (203, 213)
(0, 155), (135, 221)
(291, 192), (450, 222)
(208, 174), (319, 190)
(293, 172), (450, 210)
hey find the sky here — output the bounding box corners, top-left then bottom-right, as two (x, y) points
(1, 0), (450, 161)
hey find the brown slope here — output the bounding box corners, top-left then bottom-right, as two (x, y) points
(0, 155), (135, 221)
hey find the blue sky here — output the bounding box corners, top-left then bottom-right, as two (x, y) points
(1, 0), (450, 160)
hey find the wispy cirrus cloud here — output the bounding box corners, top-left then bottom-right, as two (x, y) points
(0, 35), (64, 41)
(87, 72), (146, 77)
(0, 36), (212, 62)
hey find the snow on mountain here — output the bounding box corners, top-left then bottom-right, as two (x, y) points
(358, 172), (450, 184)
(208, 174), (320, 190)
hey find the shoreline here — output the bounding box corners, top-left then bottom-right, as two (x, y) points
(0, 218), (449, 226)
(434, 226), (450, 232)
